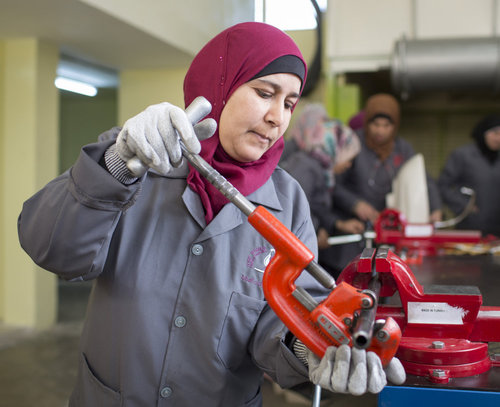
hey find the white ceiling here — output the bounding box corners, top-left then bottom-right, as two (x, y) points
(0, 0), (196, 84)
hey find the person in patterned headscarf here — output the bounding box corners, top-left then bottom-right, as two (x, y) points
(19, 24), (404, 407)
(280, 103), (363, 273)
(439, 114), (500, 236)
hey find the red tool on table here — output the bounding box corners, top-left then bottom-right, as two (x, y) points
(375, 208), (483, 262)
(338, 246), (500, 383)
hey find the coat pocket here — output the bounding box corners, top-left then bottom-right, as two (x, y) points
(70, 352), (121, 406)
(217, 291), (266, 369)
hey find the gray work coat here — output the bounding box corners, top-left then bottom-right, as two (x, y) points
(438, 143), (500, 236)
(280, 149), (339, 234)
(329, 131), (442, 272)
(333, 131), (442, 215)
(18, 139), (325, 407)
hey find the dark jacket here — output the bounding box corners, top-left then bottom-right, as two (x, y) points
(438, 143), (500, 236)
(333, 131), (442, 216)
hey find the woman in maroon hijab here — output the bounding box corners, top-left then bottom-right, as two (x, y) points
(19, 23), (403, 407)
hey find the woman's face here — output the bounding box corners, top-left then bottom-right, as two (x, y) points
(367, 117), (394, 145)
(218, 73), (301, 162)
(485, 126), (500, 151)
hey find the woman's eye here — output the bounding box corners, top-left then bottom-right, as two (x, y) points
(256, 89), (272, 98)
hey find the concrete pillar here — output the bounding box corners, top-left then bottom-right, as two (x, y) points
(0, 38), (59, 328)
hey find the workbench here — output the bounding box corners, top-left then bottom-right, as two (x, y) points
(378, 254), (500, 406)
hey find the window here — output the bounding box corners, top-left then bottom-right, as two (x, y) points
(254, 0), (327, 31)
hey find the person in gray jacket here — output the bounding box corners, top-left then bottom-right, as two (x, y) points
(331, 93), (442, 270)
(18, 23), (404, 407)
(438, 114), (500, 237)
(280, 103), (363, 277)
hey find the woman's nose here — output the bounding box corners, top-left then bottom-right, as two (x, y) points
(265, 102), (285, 127)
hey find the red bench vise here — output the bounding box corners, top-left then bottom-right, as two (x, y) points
(374, 208), (483, 262)
(338, 246), (500, 383)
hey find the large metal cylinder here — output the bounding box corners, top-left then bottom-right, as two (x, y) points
(391, 36), (500, 99)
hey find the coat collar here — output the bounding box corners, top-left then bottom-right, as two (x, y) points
(180, 161), (283, 235)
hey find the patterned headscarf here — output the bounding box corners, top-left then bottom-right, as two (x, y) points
(289, 103), (360, 186)
(183, 22), (307, 223)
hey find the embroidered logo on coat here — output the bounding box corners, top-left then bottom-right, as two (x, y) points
(247, 246), (275, 273)
(241, 246), (275, 288)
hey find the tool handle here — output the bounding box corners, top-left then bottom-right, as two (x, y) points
(126, 96), (213, 177)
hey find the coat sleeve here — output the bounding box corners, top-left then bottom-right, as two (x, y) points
(438, 149), (469, 215)
(426, 174), (443, 212)
(281, 154), (332, 232)
(331, 164), (362, 215)
(18, 140), (142, 281)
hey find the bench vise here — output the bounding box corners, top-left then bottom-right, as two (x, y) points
(338, 246), (500, 383)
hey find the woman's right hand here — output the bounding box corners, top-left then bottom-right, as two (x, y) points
(116, 98), (216, 177)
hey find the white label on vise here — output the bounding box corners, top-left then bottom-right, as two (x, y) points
(407, 302), (468, 325)
(405, 224), (433, 237)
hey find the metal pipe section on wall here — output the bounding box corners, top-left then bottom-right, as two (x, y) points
(391, 36), (500, 100)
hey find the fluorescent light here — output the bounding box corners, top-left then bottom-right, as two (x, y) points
(54, 77), (98, 97)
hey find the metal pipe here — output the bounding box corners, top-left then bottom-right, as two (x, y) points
(351, 252), (381, 349)
(391, 36), (500, 100)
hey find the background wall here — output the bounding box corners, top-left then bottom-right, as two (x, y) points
(0, 41), (5, 320)
(59, 88), (117, 172)
(326, 0), (500, 177)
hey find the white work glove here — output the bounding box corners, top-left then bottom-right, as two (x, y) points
(116, 101), (216, 176)
(307, 345), (406, 396)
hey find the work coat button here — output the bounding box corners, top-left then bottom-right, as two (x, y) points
(191, 244), (203, 255)
(175, 316), (186, 328)
(160, 387), (172, 398)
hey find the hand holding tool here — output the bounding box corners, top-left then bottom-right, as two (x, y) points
(307, 344), (405, 395)
(117, 99), (216, 177)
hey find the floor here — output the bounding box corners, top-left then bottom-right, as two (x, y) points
(0, 281), (377, 407)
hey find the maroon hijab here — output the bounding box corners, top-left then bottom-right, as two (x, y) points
(183, 22), (307, 223)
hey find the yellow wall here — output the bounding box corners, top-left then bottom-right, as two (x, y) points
(59, 88), (117, 172)
(118, 68), (188, 125)
(1, 38), (58, 328)
(0, 41), (5, 320)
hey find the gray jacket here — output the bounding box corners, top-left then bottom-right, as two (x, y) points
(280, 149), (339, 234)
(18, 140), (325, 407)
(438, 143), (500, 236)
(333, 131), (442, 216)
